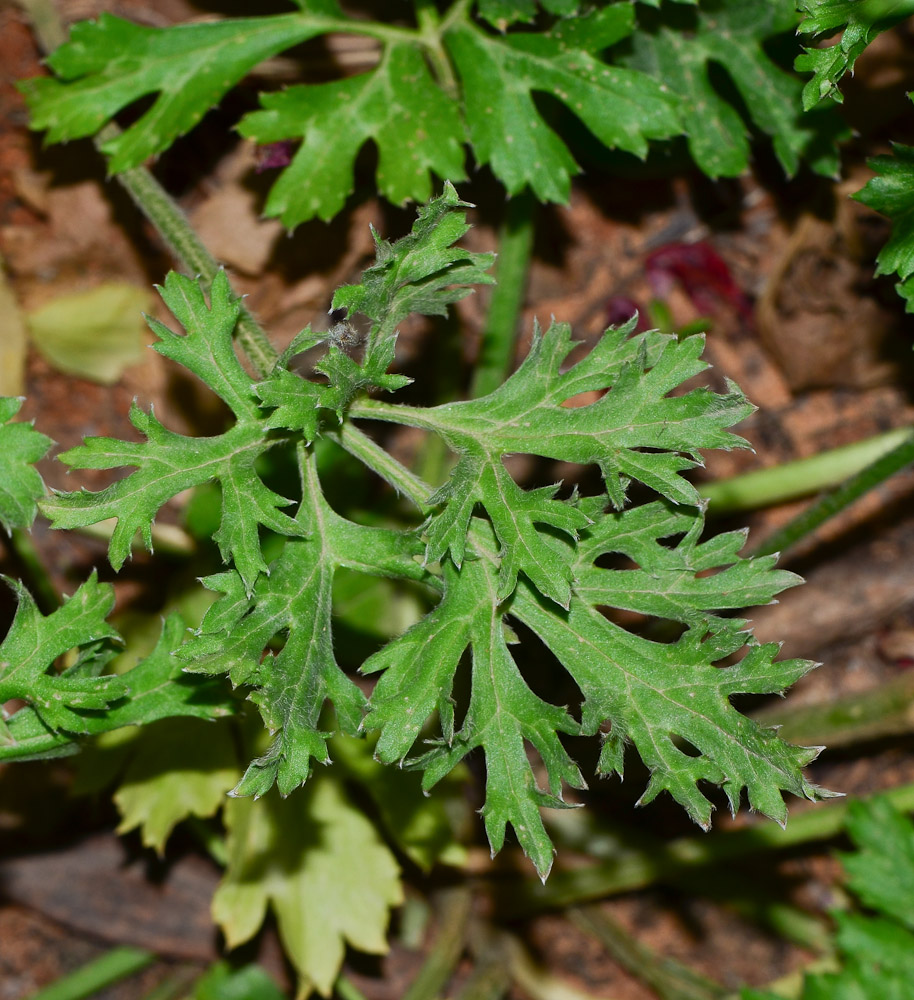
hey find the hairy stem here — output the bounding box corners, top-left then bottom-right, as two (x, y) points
(106, 141), (278, 378)
(328, 422), (434, 513)
(748, 429), (914, 558)
(471, 191), (536, 398)
(414, 0), (458, 95)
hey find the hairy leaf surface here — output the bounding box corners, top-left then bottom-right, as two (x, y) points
(179, 450), (433, 798)
(0, 574), (121, 736)
(363, 508), (822, 876)
(41, 272), (303, 592)
(0, 612), (234, 760)
(357, 318), (753, 607)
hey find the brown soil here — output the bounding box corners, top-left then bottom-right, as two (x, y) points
(3, 2), (914, 999)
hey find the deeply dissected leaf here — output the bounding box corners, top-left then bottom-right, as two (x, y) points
(796, 0), (914, 110)
(444, 14), (680, 203)
(213, 775), (403, 998)
(19, 11), (327, 172)
(179, 450), (433, 799)
(255, 183), (493, 425)
(0, 396), (52, 533)
(0, 612), (234, 761)
(363, 499), (825, 877)
(331, 182), (495, 360)
(238, 43), (468, 227)
(621, 0), (846, 178)
(0, 573), (122, 736)
(40, 272), (304, 592)
(853, 137), (914, 311)
(358, 318), (753, 607)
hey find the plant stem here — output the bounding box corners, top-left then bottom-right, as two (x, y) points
(500, 782), (914, 916)
(414, 0), (458, 94)
(470, 192), (536, 399)
(328, 422), (434, 513)
(571, 906), (728, 1000)
(7, 528), (60, 611)
(401, 885), (473, 1000)
(748, 429), (914, 558)
(105, 136), (278, 378)
(26, 947), (155, 1000)
(16, 0), (280, 379)
(699, 426), (913, 515)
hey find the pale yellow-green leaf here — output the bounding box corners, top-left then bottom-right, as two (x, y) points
(0, 258), (27, 396)
(26, 282), (150, 384)
(114, 717), (238, 853)
(213, 775), (403, 998)
(331, 732), (468, 871)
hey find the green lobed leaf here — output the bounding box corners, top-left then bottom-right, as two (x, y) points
(26, 283), (150, 385)
(179, 449), (434, 799)
(360, 318), (753, 607)
(572, 499), (804, 628)
(0, 611), (234, 761)
(796, 0), (914, 110)
(514, 578), (826, 830)
(621, 0), (847, 178)
(0, 573), (122, 735)
(213, 775), (403, 998)
(19, 11), (327, 172)
(363, 548), (584, 879)
(254, 184), (492, 428)
(853, 137), (914, 312)
(444, 17), (680, 203)
(0, 397), (52, 534)
(40, 272), (304, 593)
(363, 503), (825, 872)
(114, 716), (239, 854)
(238, 44), (468, 227)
